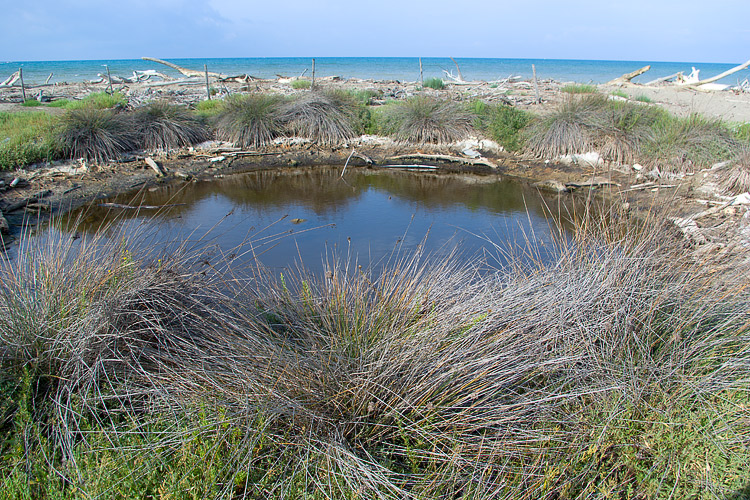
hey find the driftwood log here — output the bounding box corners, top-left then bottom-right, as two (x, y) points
(386, 153), (497, 169)
(607, 65), (651, 85)
(142, 57), (225, 78)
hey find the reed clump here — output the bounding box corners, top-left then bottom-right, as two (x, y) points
(2, 207), (748, 498)
(279, 90), (359, 145)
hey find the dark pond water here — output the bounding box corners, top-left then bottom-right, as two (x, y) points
(65, 167), (578, 273)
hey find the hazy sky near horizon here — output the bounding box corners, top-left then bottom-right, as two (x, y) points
(2, 0), (748, 63)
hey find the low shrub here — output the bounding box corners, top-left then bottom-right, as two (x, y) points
(21, 100), (41, 107)
(193, 98), (224, 120)
(57, 107), (137, 163)
(383, 96), (474, 144)
(423, 77), (445, 90)
(0, 111), (61, 170)
(215, 94), (284, 148)
(482, 103), (532, 152)
(134, 101), (208, 151)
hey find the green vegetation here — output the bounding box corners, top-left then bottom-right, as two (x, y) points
(560, 83), (598, 94)
(0, 111), (61, 170)
(610, 89), (628, 98)
(134, 101), (208, 151)
(62, 91), (128, 110)
(471, 100), (531, 152)
(422, 77), (445, 90)
(45, 98), (73, 108)
(1, 210), (749, 498)
(57, 107), (137, 163)
(382, 96), (473, 144)
(20, 99), (41, 107)
(635, 94), (653, 103)
(291, 79), (311, 89)
(720, 146), (750, 194)
(215, 94), (284, 148)
(279, 90), (360, 144)
(193, 98), (224, 120)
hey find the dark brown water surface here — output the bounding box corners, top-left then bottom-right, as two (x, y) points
(66, 167), (577, 273)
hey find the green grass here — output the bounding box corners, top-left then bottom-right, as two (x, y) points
(422, 77), (445, 90)
(193, 98), (224, 120)
(0, 111), (61, 170)
(635, 94), (653, 103)
(45, 98), (72, 108)
(291, 79), (311, 89)
(62, 91), (128, 110)
(560, 84), (598, 94)
(611, 89), (628, 98)
(1, 209), (749, 498)
(20, 99), (41, 107)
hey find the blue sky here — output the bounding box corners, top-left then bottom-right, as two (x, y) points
(3, 0), (748, 63)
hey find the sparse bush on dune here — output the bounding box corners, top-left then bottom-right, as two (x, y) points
(384, 96), (474, 144)
(134, 101), (208, 151)
(594, 101), (664, 165)
(2, 207), (749, 498)
(215, 94), (284, 148)
(57, 107), (137, 163)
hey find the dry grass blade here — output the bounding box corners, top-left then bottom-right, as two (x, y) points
(719, 145), (750, 194)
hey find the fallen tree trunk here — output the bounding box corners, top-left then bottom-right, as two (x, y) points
(645, 72), (682, 85)
(607, 65), (651, 85)
(694, 58), (750, 86)
(387, 153), (497, 169)
(142, 57), (225, 78)
(1, 71), (20, 86)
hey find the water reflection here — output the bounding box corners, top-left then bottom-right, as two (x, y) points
(66, 167), (578, 273)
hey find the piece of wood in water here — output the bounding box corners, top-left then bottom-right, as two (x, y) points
(98, 203), (186, 210)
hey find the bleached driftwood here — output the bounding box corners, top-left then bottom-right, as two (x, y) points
(387, 153), (497, 169)
(645, 72), (682, 85)
(143, 77), (203, 87)
(607, 65), (651, 85)
(145, 157), (167, 176)
(142, 57), (225, 78)
(693, 59), (750, 87)
(1, 71), (20, 86)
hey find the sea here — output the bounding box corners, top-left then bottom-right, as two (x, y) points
(2, 57), (749, 86)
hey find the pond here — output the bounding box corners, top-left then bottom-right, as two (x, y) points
(62, 167), (577, 273)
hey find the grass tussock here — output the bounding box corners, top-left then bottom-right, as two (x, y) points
(0, 111), (61, 170)
(57, 107), (138, 163)
(471, 100), (531, 152)
(279, 90), (359, 144)
(215, 94), (284, 148)
(384, 96), (474, 144)
(134, 101), (208, 151)
(1, 208), (749, 498)
(63, 91), (128, 110)
(524, 94), (607, 158)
